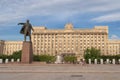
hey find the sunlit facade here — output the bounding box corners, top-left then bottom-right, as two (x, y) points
(32, 23), (108, 59)
(0, 41), (22, 55)
(0, 23), (120, 59)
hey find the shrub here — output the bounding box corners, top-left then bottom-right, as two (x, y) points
(0, 54), (9, 62)
(33, 55), (56, 63)
(64, 56), (77, 63)
(0, 50), (22, 62)
(11, 50), (22, 61)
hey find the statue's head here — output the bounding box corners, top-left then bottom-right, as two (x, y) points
(27, 20), (29, 23)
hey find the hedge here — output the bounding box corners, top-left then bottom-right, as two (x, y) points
(64, 56), (77, 63)
(33, 55), (56, 63)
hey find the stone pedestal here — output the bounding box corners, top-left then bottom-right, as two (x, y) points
(94, 59), (97, 64)
(17, 59), (20, 62)
(106, 59), (109, 64)
(88, 59), (91, 64)
(11, 59), (14, 62)
(119, 59), (120, 64)
(5, 59), (8, 63)
(100, 59), (103, 64)
(21, 41), (33, 63)
(0, 59), (3, 64)
(112, 59), (115, 64)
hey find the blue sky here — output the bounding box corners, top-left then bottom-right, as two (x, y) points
(0, 0), (120, 41)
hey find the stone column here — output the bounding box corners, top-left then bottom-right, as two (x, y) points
(94, 59), (97, 64)
(5, 59), (8, 63)
(17, 59), (20, 62)
(106, 59), (109, 64)
(100, 59), (103, 64)
(88, 59), (91, 64)
(112, 59), (115, 64)
(118, 59), (120, 64)
(21, 41), (33, 63)
(11, 59), (14, 62)
(0, 59), (3, 64)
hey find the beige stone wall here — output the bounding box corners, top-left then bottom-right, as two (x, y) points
(32, 23), (108, 58)
(0, 40), (4, 54)
(107, 40), (120, 55)
(3, 41), (23, 55)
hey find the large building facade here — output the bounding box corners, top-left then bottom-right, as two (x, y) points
(0, 40), (5, 54)
(0, 41), (22, 55)
(32, 24), (109, 59)
(0, 23), (120, 59)
(107, 40), (120, 55)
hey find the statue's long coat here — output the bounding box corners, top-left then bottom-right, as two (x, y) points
(20, 23), (32, 36)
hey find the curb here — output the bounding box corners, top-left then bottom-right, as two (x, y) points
(0, 70), (120, 73)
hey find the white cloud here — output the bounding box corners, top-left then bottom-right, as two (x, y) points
(91, 13), (120, 22)
(0, 0), (120, 41)
(86, 0), (120, 12)
(110, 34), (120, 40)
(0, 0), (120, 27)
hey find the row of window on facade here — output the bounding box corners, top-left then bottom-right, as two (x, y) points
(33, 35), (105, 39)
(34, 45), (105, 50)
(4, 44), (22, 46)
(35, 39), (105, 41)
(4, 50), (21, 54)
(4, 47), (21, 51)
(33, 49), (106, 54)
(33, 42), (105, 46)
(4, 46), (22, 49)
(33, 33), (105, 36)
(33, 39), (105, 44)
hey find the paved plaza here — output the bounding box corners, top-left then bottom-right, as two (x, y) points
(0, 64), (120, 80)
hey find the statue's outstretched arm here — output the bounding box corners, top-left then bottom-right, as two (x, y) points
(32, 26), (34, 31)
(30, 25), (34, 31)
(18, 23), (25, 25)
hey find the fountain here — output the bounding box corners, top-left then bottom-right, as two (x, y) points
(55, 54), (63, 64)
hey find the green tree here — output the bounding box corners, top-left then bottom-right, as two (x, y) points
(84, 47), (101, 63)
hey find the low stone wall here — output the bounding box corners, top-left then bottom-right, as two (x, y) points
(0, 58), (120, 65)
(87, 59), (120, 64)
(0, 58), (20, 64)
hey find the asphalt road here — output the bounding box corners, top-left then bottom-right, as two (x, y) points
(0, 64), (120, 80)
